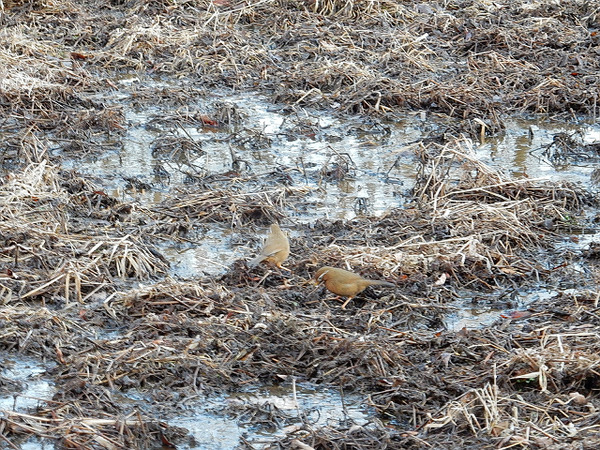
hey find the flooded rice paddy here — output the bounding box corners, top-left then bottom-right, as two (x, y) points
(3, 0), (600, 447)
(2, 78), (600, 447)
(58, 87), (600, 333)
(61, 85), (600, 259)
(25, 89), (597, 447)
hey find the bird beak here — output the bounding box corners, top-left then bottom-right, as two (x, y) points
(315, 269), (329, 284)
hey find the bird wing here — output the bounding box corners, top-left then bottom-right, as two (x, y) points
(248, 224), (289, 268)
(261, 241), (286, 256)
(248, 242), (286, 267)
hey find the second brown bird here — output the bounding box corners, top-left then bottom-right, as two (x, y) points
(313, 266), (394, 308)
(248, 223), (290, 269)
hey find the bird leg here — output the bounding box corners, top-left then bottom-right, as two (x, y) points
(340, 296), (354, 309)
(329, 295), (352, 309)
(275, 263), (292, 272)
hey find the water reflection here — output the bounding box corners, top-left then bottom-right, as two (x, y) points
(446, 289), (557, 331)
(478, 118), (600, 182)
(57, 88), (600, 283)
(170, 382), (370, 449)
(0, 354), (55, 412)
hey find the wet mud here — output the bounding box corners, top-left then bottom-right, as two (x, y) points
(1, 0), (600, 449)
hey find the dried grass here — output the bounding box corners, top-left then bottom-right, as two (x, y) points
(0, 139), (598, 448)
(1, 0), (598, 132)
(0, 161), (168, 306)
(1, 0), (600, 448)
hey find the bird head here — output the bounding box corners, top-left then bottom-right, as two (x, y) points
(312, 267), (333, 285)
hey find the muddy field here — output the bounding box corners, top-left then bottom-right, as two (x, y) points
(1, 0), (600, 448)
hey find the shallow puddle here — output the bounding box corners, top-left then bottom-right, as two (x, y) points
(476, 117), (600, 184)
(58, 86), (600, 282)
(446, 288), (558, 331)
(0, 354), (55, 412)
(40, 88), (600, 448)
(159, 226), (241, 277)
(63, 87), (422, 219)
(171, 382), (370, 449)
(0, 354), (56, 448)
(0, 356), (368, 450)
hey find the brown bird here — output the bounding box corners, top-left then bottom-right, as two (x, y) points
(313, 266), (395, 308)
(248, 223), (290, 269)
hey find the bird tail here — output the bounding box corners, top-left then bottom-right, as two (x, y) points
(247, 255), (266, 268)
(370, 280), (395, 288)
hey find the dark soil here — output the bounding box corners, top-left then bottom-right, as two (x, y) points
(1, 0), (600, 448)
